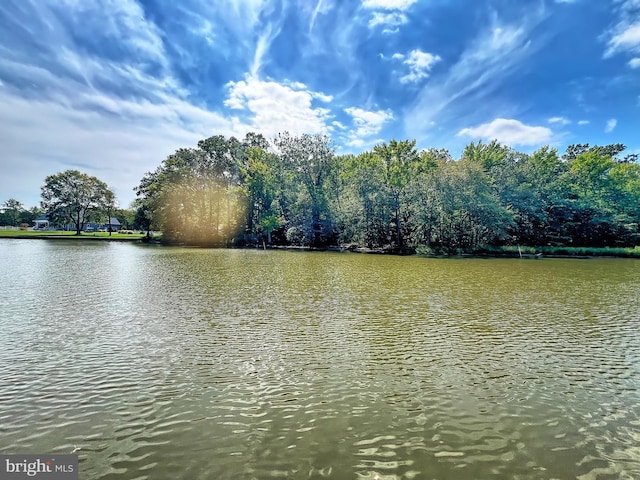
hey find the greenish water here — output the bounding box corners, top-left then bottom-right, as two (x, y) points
(1, 239), (639, 479)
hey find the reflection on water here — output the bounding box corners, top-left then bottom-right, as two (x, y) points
(1, 239), (640, 479)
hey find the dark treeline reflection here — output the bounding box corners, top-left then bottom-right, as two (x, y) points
(134, 133), (640, 251)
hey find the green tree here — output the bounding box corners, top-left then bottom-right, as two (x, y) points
(338, 151), (387, 248)
(275, 132), (336, 246)
(2, 198), (24, 226)
(17, 206), (44, 228)
(135, 136), (252, 245)
(508, 146), (568, 245)
(41, 170), (114, 235)
(104, 189), (117, 236)
(115, 207), (135, 229)
(373, 139), (423, 250)
(414, 160), (513, 251)
(240, 147), (282, 243)
(563, 143), (628, 162)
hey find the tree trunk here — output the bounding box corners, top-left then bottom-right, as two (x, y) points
(394, 193), (402, 249)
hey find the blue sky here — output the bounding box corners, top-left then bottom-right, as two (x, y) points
(1, 0), (639, 208)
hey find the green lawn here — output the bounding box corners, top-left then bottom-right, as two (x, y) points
(0, 229), (146, 240)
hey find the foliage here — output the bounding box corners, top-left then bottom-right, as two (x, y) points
(274, 132), (336, 246)
(132, 133), (640, 251)
(40, 170), (115, 235)
(1, 198), (25, 226)
(135, 133), (272, 245)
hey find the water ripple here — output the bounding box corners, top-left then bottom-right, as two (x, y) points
(1, 243), (640, 479)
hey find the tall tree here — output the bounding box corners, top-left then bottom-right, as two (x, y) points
(2, 198), (24, 226)
(41, 170), (114, 235)
(104, 189), (117, 236)
(240, 147), (282, 243)
(373, 139), (421, 250)
(275, 132), (336, 246)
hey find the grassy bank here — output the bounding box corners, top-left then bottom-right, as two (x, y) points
(0, 230), (147, 241)
(475, 245), (640, 258)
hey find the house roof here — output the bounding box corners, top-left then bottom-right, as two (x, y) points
(109, 217), (121, 225)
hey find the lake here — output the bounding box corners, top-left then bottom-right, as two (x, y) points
(1, 239), (639, 479)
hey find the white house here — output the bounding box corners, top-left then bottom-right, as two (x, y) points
(33, 215), (49, 230)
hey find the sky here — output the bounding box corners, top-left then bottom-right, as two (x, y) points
(0, 0), (639, 209)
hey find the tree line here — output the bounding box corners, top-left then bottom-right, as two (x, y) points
(133, 133), (640, 251)
(4, 133), (637, 250)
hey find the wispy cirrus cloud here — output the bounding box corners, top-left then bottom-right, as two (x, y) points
(0, 0), (203, 204)
(605, 22), (640, 56)
(457, 118), (553, 146)
(362, 0), (417, 10)
(308, 0), (334, 32)
(0, 84), (241, 208)
(605, 118), (618, 132)
(603, 0), (640, 66)
(405, 8), (548, 143)
(1, 0), (638, 208)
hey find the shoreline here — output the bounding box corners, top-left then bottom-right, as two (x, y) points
(0, 232), (147, 242)
(1, 233), (638, 258)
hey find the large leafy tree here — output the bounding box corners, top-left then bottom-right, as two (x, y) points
(275, 132), (336, 246)
(2, 198), (24, 226)
(135, 133), (265, 245)
(373, 139), (424, 250)
(240, 147), (283, 243)
(41, 170), (114, 235)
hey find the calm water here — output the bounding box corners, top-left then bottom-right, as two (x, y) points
(1, 239), (639, 479)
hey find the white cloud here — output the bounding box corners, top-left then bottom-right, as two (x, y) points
(0, 88), (242, 209)
(363, 0), (416, 31)
(344, 107), (394, 146)
(369, 11), (407, 28)
(605, 118), (618, 132)
(59, 0), (169, 69)
(394, 49), (441, 84)
(629, 57), (640, 67)
(548, 116), (571, 125)
(362, 0), (417, 10)
(405, 11), (547, 140)
(457, 118), (553, 146)
(605, 22), (640, 57)
(225, 76), (333, 137)
(578, 120), (590, 125)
